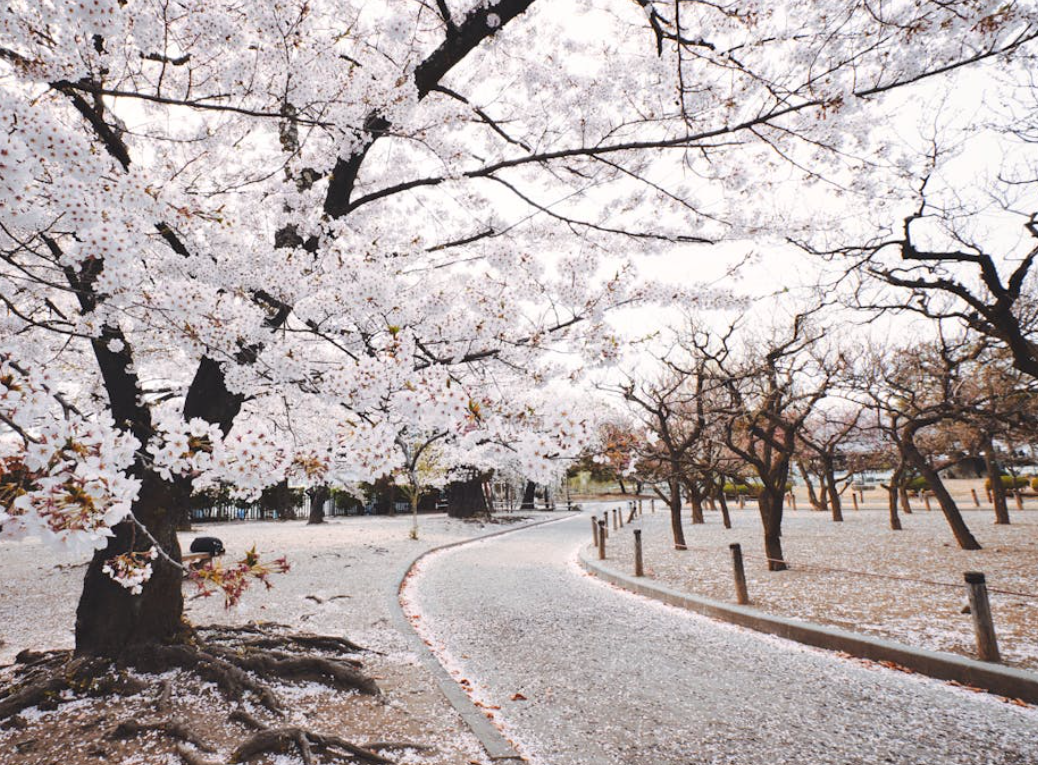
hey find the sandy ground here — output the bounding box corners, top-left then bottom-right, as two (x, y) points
(0, 511), (553, 765)
(595, 486), (1038, 670)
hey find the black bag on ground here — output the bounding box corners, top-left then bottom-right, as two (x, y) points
(189, 536), (225, 555)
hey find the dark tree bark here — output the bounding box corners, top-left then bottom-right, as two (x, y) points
(714, 480), (732, 529)
(884, 465), (903, 531)
(75, 472), (187, 657)
(307, 485), (329, 525)
(898, 481), (913, 514)
(983, 438), (1010, 525)
(758, 486), (787, 571)
(447, 470), (490, 518)
(617, 475), (628, 495)
(684, 479), (705, 524)
(798, 463), (826, 512)
(667, 476), (687, 550)
(901, 438), (981, 550)
(520, 481), (536, 510)
(823, 455), (843, 522)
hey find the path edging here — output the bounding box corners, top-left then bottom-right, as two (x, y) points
(390, 513), (574, 762)
(578, 547), (1038, 705)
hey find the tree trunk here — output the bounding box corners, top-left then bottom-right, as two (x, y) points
(715, 482), (732, 529)
(685, 479), (705, 524)
(520, 480), (536, 510)
(898, 482), (913, 514)
(617, 476), (627, 496)
(668, 476), (687, 550)
(75, 471), (187, 657)
(307, 485), (329, 525)
(885, 467), (903, 531)
(799, 463), (825, 511)
(901, 439), (981, 550)
(758, 487), (787, 571)
(447, 470), (490, 518)
(983, 439), (1010, 525)
(823, 456), (843, 522)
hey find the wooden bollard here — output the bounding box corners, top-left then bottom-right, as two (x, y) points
(619, 506), (624, 527)
(612, 508), (618, 530)
(598, 521), (607, 560)
(965, 572), (1000, 662)
(650, 498), (655, 513)
(986, 487), (993, 503)
(851, 493), (859, 512)
(971, 488), (980, 508)
(601, 514), (608, 540)
(790, 493), (797, 511)
(638, 498), (643, 516)
(730, 543), (749, 605)
(633, 529), (644, 577)
(1015, 490), (1024, 511)
(591, 516), (599, 547)
(858, 489), (864, 504)
(785, 493), (791, 509)
(922, 493), (932, 512)
(738, 495), (745, 510)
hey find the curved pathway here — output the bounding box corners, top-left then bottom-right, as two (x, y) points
(407, 507), (1038, 765)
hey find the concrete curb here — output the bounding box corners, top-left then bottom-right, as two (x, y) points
(578, 547), (1038, 705)
(390, 512), (576, 762)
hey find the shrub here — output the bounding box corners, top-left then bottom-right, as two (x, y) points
(984, 475), (1030, 490)
(907, 476), (929, 492)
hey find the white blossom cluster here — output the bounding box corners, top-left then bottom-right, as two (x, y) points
(0, 353), (140, 552)
(148, 417), (288, 501)
(101, 547), (159, 595)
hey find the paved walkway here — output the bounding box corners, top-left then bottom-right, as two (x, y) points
(408, 507), (1038, 765)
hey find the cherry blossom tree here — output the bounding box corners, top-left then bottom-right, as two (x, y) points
(1, 0), (1034, 665)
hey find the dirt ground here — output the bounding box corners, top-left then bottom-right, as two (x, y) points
(595, 479), (1038, 671)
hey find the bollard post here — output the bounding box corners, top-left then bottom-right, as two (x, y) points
(634, 529), (644, 577)
(619, 506), (624, 528)
(1015, 490), (1024, 512)
(601, 514), (609, 540)
(598, 521), (607, 560)
(612, 508), (618, 530)
(986, 487), (993, 503)
(852, 493), (859, 512)
(592, 516), (599, 547)
(922, 493), (932, 512)
(964, 572), (1000, 662)
(738, 495), (745, 510)
(785, 493), (791, 509)
(730, 543), (749, 605)
(790, 493), (797, 512)
(638, 498), (643, 516)
(971, 488), (980, 508)
(858, 489), (864, 504)
(651, 497), (655, 513)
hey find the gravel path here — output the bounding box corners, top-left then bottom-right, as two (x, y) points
(407, 505), (1038, 765)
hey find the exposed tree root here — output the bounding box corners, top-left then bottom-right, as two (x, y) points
(231, 726), (395, 765)
(1, 624), (400, 765)
(205, 646), (378, 696)
(203, 623), (366, 654)
(362, 740), (435, 754)
(109, 717), (215, 752)
(0, 651), (146, 720)
(0, 623), (379, 721)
